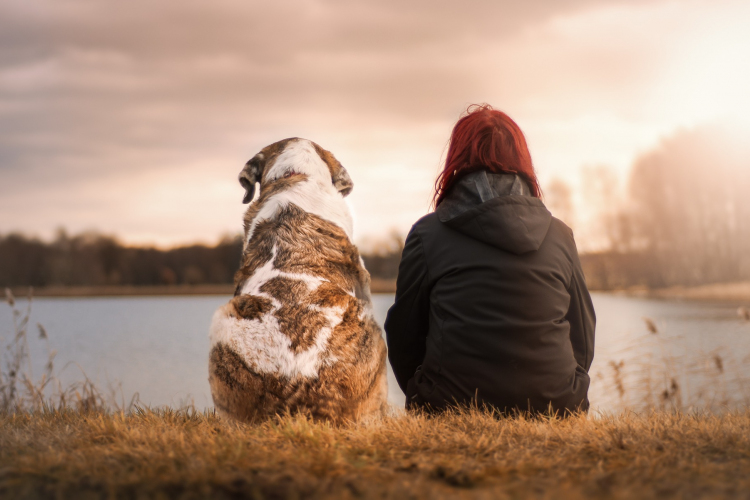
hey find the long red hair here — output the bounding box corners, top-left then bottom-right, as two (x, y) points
(433, 104), (541, 207)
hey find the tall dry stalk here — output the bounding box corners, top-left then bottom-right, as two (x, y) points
(598, 314), (750, 413)
(1, 288), (137, 413)
(0, 288), (43, 412)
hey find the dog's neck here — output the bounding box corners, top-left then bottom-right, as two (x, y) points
(243, 173), (354, 250)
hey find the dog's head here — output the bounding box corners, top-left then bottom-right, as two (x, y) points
(239, 138), (353, 204)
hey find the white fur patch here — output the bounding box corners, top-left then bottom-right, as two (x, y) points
(209, 245), (345, 378)
(239, 245), (327, 298)
(245, 140), (354, 244)
(209, 304), (344, 379)
(263, 139), (328, 183)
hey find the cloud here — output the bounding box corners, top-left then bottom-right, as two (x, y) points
(1, 0), (747, 247)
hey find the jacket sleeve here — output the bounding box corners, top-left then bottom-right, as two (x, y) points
(566, 245), (596, 372)
(384, 226), (431, 393)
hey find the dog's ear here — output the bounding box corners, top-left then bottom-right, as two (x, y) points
(313, 143), (353, 197)
(332, 163), (353, 197)
(239, 154), (265, 204)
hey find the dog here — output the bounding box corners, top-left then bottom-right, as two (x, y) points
(208, 138), (388, 423)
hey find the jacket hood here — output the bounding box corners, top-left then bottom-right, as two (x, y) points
(436, 170), (552, 254)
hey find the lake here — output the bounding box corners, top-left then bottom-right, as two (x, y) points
(2, 293), (749, 413)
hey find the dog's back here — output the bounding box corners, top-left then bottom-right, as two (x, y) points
(209, 139), (387, 423)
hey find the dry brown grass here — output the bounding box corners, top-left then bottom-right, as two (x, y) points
(4, 288), (750, 499)
(2, 407), (750, 500)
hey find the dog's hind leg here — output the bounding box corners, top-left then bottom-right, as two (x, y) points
(208, 343), (280, 422)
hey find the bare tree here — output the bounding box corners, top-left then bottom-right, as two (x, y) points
(545, 178), (575, 229)
(627, 125), (750, 286)
(580, 165), (633, 252)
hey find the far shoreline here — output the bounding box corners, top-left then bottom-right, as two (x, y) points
(600, 281), (750, 305)
(7, 280), (750, 303)
(8, 278), (399, 298)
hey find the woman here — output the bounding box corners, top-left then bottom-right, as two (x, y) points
(384, 104), (595, 415)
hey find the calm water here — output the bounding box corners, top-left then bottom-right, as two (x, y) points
(2, 293), (749, 412)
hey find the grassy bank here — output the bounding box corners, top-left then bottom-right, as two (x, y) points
(12, 280), (750, 300)
(8, 279), (398, 298)
(2, 407), (750, 499)
(644, 281), (750, 304)
(593, 281), (750, 304)
(9, 284), (236, 297)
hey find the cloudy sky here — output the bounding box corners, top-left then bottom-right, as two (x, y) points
(1, 0), (748, 249)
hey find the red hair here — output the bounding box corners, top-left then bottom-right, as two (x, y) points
(433, 104), (541, 207)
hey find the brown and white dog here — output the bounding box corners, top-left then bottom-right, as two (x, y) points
(208, 138), (388, 423)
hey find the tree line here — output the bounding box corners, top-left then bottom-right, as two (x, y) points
(576, 125), (750, 289)
(0, 231), (244, 288)
(0, 230), (403, 288)
(2, 126), (747, 291)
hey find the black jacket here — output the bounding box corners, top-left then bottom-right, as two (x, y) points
(384, 171), (595, 414)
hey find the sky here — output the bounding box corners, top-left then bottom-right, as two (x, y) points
(1, 0), (749, 250)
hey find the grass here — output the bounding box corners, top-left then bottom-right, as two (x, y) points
(3, 288), (750, 499)
(2, 407), (750, 499)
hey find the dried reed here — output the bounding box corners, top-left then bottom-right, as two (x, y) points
(1, 288), (137, 414)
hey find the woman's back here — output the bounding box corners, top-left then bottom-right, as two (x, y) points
(385, 170), (595, 414)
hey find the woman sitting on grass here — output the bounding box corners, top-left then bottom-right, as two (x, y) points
(385, 104), (595, 415)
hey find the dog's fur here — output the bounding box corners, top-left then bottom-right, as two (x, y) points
(208, 138), (388, 423)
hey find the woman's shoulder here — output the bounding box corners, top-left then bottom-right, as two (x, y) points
(411, 212), (440, 231)
(547, 216), (577, 246)
(408, 212), (453, 244)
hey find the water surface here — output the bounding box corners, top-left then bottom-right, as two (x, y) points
(2, 293), (749, 412)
